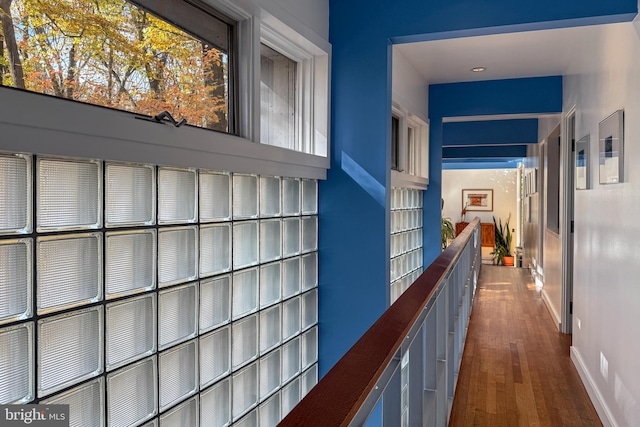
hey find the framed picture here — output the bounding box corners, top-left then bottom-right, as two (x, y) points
(462, 189), (493, 212)
(575, 134), (590, 190)
(599, 110), (624, 184)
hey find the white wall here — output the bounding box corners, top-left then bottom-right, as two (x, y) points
(563, 21), (640, 427)
(442, 168), (518, 252)
(392, 48), (429, 122)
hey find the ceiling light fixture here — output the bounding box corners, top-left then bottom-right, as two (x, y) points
(471, 66), (486, 72)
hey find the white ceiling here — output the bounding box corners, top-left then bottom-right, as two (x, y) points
(394, 22), (631, 85)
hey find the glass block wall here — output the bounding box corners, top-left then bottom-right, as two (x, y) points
(0, 152), (318, 427)
(390, 187), (423, 304)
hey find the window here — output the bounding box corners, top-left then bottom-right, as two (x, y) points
(391, 116), (400, 171)
(390, 103), (429, 188)
(0, 0), (235, 133)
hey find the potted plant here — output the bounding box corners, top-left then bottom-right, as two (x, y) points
(441, 216), (455, 250)
(492, 214), (514, 266)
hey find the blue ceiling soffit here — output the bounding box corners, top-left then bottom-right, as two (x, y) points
(443, 145), (528, 159)
(443, 119), (538, 147)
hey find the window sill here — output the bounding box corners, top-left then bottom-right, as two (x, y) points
(391, 169), (428, 190)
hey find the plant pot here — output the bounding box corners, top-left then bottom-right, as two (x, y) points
(503, 256), (514, 267)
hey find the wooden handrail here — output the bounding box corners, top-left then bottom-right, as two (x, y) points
(278, 218), (480, 426)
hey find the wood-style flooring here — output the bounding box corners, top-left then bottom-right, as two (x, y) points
(449, 265), (602, 427)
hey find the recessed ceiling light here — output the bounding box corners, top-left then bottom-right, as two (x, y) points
(471, 66), (486, 72)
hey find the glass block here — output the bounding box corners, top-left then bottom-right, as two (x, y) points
(233, 221), (258, 269)
(38, 307), (103, 397)
(282, 258), (300, 299)
(200, 224), (231, 277)
(200, 378), (230, 427)
(301, 253), (317, 291)
(232, 268), (258, 320)
(37, 158), (101, 231)
(232, 364), (258, 421)
(199, 327), (230, 388)
(199, 171), (231, 222)
(107, 356), (157, 427)
(260, 393), (281, 426)
(281, 337), (300, 383)
(281, 377), (300, 417)
(141, 421), (158, 427)
(301, 289), (318, 330)
(235, 410), (257, 427)
(106, 294), (156, 371)
(233, 174), (258, 219)
(259, 349), (281, 400)
(158, 283), (197, 350)
(302, 327), (318, 369)
(0, 322), (33, 404)
(259, 262), (281, 309)
(259, 305), (281, 354)
(42, 377), (104, 427)
(105, 162), (155, 226)
(232, 315), (258, 370)
(160, 395), (198, 427)
(37, 233), (102, 314)
(260, 219), (281, 262)
(282, 178), (300, 216)
(158, 167), (197, 224)
(0, 239), (32, 324)
(283, 298), (300, 341)
(301, 179), (317, 215)
(200, 275), (231, 333)
(302, 365), (318, 397)
(0, 153), (31, 234)
(260, 176), (281, 217)
(159, 340), (198, 411)
(158, 226), (198, 287)
(282, 218), (300, 257)
(301, 216), (318, 252)
(105, 230), (156, 299)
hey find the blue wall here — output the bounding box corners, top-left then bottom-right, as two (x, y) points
(443, 119), (539, 147)
(321, 0), (635, 384)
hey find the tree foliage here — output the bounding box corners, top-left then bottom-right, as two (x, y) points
(0, 0), (229, 131)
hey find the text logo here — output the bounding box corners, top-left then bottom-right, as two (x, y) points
(0, 405), (69, 427)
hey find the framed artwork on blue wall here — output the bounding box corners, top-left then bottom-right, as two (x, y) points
(598, 110), (624, 185)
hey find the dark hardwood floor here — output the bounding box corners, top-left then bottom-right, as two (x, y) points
(449, 265), (602, 427)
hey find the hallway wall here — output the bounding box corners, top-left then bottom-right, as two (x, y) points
(563, 21), (640, 427)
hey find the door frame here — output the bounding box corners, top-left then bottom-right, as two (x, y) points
(561, 106), (576, 334)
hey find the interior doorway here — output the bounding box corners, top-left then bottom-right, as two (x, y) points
(562, 109), (576, 334)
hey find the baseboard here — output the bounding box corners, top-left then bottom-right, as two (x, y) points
(540, 289), (561, 331)
(570, 346), (618, 427)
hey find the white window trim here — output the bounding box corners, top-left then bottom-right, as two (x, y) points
(0, 0), (331, 180)
(391, 103), (429, 189)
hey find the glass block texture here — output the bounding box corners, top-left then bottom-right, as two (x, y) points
(390, 188), (424, 304)
(0, 153), (317, 427)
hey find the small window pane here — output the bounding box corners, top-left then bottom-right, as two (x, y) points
(260, 219), (281, 262)
(107, 357), (157, 427)
(42, 377), (104, 427)
(200, 224), (231, 277)
(200, 276), (231, 333)
(200, 327), (230, 388)
(232, 268), (258, 320)
(0, 322), (33, 404)
(37, 158), (101, 231)
(232, 315), (258, 370)
(232, 364), (258, 421)
(259, 349), (281, 401)
(200, 379), (230, 427)
(233, 174), (258, 219)
(159, 283), (198, 350)
(259, 305), (281, 354)
(0, 239), (32, 324)
(106, 294), (156, 371)
(260, 176), (281, 217)
(37, 233), (102, 314)
(282, 178), (300, 216)
(0, 153), (31, 234)
(282, 297), (300, 341)
(260, 44), (298, 150)
(233, 221), (258, 269)
(158, 226), (198, 287)
(282, 218), (300, 257)
(260, 262), (281, 309)
(160, 395), (198, 427)
(159, 340), (198, 412)
(199, 172), (231, 222)
(105, 163), (155, 226)
(105, 230), (156, 299)
(158, 168), (197, 224)
(301, 179), (317, 214)
(301, 216), (318, 252)
(282, 258), (300, 299)
(38, 307), (103, 397)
